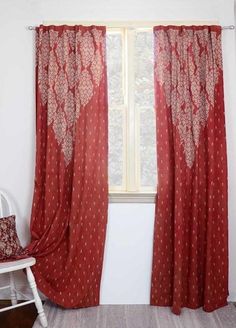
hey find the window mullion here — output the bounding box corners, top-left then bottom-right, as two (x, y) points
(125, 29), (139, 192)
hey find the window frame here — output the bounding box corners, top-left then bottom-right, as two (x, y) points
(108, 27), (157, 199)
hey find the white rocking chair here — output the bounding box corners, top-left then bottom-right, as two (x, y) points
(0, 190), (47, 328)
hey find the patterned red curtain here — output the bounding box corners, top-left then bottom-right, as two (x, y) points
(151, 26), (228, 314)
(27, 25), (108, 308)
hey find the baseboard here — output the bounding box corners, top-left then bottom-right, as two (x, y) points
(228, 293), (236, 302)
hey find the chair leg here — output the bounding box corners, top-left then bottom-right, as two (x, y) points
(9, 272), (17, 305)
(26, 267), (48, 328)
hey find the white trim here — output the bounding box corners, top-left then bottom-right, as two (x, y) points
(109, 192), (156, 203)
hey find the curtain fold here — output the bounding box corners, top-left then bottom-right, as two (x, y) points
(27, 25), (108, 308)
(151, 25), (228, 314)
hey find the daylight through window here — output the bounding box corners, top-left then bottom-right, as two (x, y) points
(107, 28), (157, 193)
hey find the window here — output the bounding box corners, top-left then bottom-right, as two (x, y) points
(107, 28), (157, 196)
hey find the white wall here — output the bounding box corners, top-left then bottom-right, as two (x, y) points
(0, 0), (236, 304)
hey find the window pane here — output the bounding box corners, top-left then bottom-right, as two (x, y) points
(134, 31), (157, 188)
(107, 31), (124, 188)
(140, 107), (157, 188)
(106, 32), (124, 108)
(108, 109), (123, 187)
(107, 28), (157, 191)
(134, 31), (154, 107)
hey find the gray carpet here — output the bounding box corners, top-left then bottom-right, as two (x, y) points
(33, 301), (236, 328)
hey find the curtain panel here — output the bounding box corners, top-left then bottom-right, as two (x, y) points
(151, 26), (228, 314)
(27, 25), (108, 308)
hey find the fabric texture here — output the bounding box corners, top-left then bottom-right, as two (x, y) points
(27, 25), (108, 308)
(0, 215), (26, 261)
(151, 25), (228, 314)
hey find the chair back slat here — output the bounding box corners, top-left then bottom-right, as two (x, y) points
(0, 190), (13, 218)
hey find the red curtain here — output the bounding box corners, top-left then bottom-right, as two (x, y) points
(151, 26), (228, 314)
(27, 25), (108, 308)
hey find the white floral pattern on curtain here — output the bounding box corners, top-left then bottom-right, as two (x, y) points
(37, 27), (106, 165)
(154, 28), (222, 168)
(27, 25), (108, 309)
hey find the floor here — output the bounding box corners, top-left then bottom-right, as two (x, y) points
(1, 300), (236, 328)
(33, 301), (236, 328)
(0, 300), (38, 328)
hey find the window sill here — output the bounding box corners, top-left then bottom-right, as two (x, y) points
(109, 192), (156, 203)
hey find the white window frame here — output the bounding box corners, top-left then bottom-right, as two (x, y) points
(108, 27), (157, 201)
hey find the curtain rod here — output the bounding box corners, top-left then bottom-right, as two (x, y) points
(27, 24), (235, 30)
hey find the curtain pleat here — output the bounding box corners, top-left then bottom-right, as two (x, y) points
(151, 25), (228, 314)
(27, 25), (108, 308)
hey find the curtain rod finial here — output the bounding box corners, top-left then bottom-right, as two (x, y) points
(222, 24), (235, 30)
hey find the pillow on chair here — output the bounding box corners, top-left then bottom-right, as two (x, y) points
(0, 215), (26, 261)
